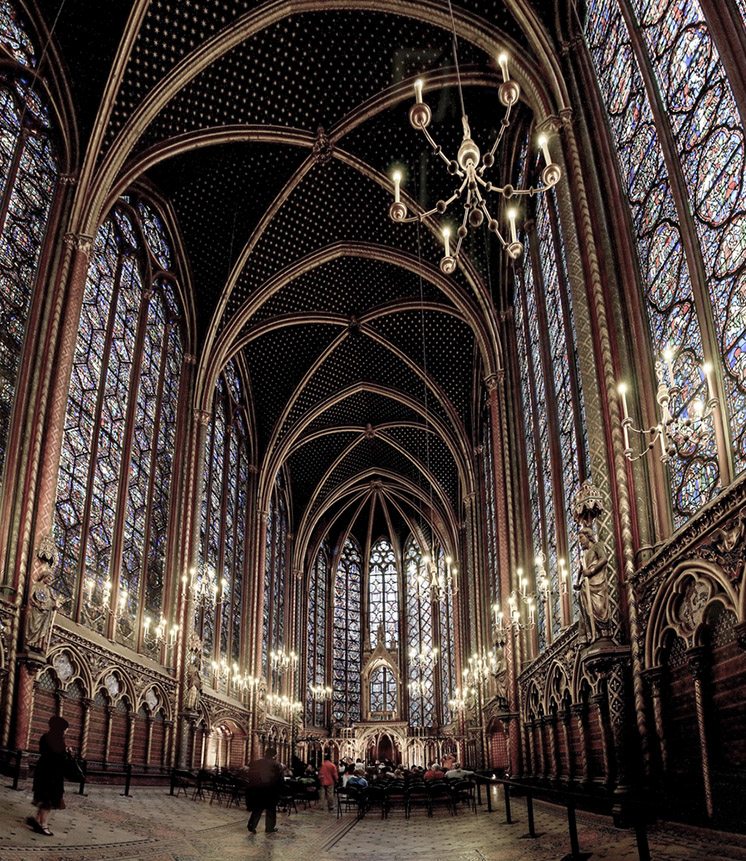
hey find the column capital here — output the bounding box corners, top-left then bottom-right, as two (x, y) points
(536, 114), (563, 137)
(194, 409), (212, 427)
(483, 371), (504, 392)
(63, 232), (95, 256)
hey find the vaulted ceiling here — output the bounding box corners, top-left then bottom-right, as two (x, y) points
(33, 0), (566, 566)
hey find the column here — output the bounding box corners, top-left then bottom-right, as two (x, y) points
(572, 703), (590, 785)
(592, 690), (613, 787)
(560, 707), (575, 783)
(80, 698), (93, 760)
(687, 647), (714, 818)
(144, 714), (154, 768)
(643, 668), (668, 773)
(104, 705), (114, 767)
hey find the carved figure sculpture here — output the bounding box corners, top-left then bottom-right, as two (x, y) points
(25, 564), (63, 655)
(184, 665), (202, 712)
(492, 649), (509, 704)
(575, 526), (610, 642)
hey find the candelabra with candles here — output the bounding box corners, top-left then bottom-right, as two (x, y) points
(388, 51), (562, 272)
(418, 551), (458, 602)
(617, 348), (718, 463)
(142, 614), (179, 650)
(82, 573), (132, 633)
(270, 649), (299, 675)
(267, 694), (303, 720)
(309, 684), (333, 702)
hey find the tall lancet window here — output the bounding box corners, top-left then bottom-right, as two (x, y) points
(404, 537), (435, 727)
(306, 546), (328, 726)
(196, 361), (250, 673)
(585, 0), (746, 521)
(368, 536), (398, 647)
(513, 145), (588, 650)
(263, 477), (288, 688)
(332, 537), (362, 723)
(55, 198), (184, 656)
(0, 1), (57, 485)
(438, 548), (457, 725)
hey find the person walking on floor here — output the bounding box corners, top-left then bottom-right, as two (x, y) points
(318, 753), (339, 812)
(27, 715), (69, 836)
(246, 746), (285, 835)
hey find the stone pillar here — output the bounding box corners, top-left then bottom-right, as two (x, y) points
(12, 662), (38, 751)
(126, 711), (136, 764)
(572, 703), (590, 785)
(103, 706), (114, 766)
(560, 708), (575, 783)
(178, 712), (195, 769)
(80, 698), (93, 759)
(592, 691), (612, 787)
(687, 647), (714, 819)
(547, 714), (560, 780)
(164, 720), (173, 769)
(145, 714), (154, 767)
(643, 668), (667, 774)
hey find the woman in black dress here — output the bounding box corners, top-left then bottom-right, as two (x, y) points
(28, 715), (68, 836)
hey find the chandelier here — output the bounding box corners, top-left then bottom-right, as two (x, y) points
(617, 348), (718, 463)
(419, 551), (458, 602)
(142, 614), (179, 648)
(309, 684), (333, 702)
(409, 644), (439, 671)
(388, 2), (562, 273)
(270, 648), (299, 675)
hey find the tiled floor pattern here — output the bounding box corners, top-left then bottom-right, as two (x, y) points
(2, 782), (746, 861)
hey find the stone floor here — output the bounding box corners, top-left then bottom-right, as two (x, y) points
(2, 781), (746, 861)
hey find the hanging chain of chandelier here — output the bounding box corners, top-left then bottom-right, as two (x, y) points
(388, 52), (562, 273)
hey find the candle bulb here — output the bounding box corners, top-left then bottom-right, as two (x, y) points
(702, 361), (716, 403)
(617, 382), (631, 452)
(414, 78), (424, 104)
(443, 226), (451, 258)
(497, 51), (510, 83)
(392, 170), (401, 204)
(537, 133), (551, 167)
(507, 207), (518, 243)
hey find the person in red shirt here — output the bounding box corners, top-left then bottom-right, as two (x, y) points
(318, 754), (339, 811)
(424, 762), (445, 781)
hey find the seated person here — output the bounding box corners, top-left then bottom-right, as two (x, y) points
(347, 768), (369, 790)
(444, 762), (474, 780)
(424, 762), (445, 781)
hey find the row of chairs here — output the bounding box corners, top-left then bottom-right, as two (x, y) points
(337, 779), (477, 819)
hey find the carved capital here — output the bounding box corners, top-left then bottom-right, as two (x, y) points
(312, 126), (334, 164)
(194, 409), (212, 427)
(686, 646), (708, 681)
(536, 114), (563, 137)
(63, 232), (94, 256)
(483, 371), (504, 392)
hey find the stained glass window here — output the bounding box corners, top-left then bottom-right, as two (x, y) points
(306, 546), (328, 726)
(0, 7), (57, 486)
(584, 0), (724, 521)
(54, 198), (184, 657)
(368, 537), (399, 647)
(405, 537), (435, 728)
(197, 364), (251, 679)
(438, 548), (457, 725)
(263, 485), (288, 688)
(513, 150), (588, 648)
(369, 664), (397, 716)
(332, 538), (362, 723)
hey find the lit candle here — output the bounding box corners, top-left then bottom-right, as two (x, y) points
(537, 133), (551, 167)
(414, 78), (424, 104)
(393, 170), (402, 204)
(702, 361), (716, 403)
(497, 51), (510, 83)
(143, 615), (151, 630)
(507, 207), (518, 243)
(617, 382), (631, 452)
(659, 423), (668, 459)
(443, 226), (451, 258)
(528, 598), (535, 624)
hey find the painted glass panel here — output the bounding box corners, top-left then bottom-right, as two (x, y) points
(332, 538), (362, 723)
(368, 536), (398, 647)
(404, 537), (435, 728)
(628, 0), (746, 472)
(305, 548), (328, 726)
(585, 0), (719, 521)
(438, 548), (457, 725)
(0, 0), (36, 66)
(369, 665), (397, 716)
(0, 78), (56, 484)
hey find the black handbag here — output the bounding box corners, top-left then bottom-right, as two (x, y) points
(64, 751), (85, 783)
